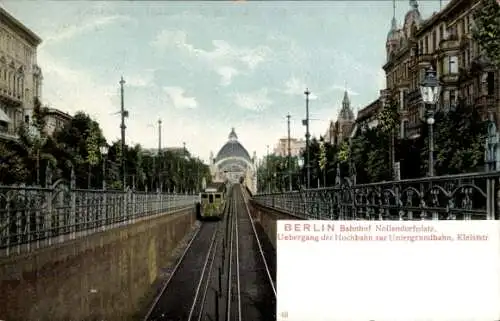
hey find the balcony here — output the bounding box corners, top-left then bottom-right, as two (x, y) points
(417, 54), (434, 65)
(439, 37), (460, 52)
(396, 79), (410, 89)
(0, 86), (22, 106)
(440, 72), (460, 84)
(0, 127), (18, 141)
(406, 88), (422, 107)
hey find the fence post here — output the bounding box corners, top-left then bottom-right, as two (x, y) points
(70, 167), (77, 240)
(122, 188), (128, 224)
(45, 164), (53, 245)
(487, 177), (496, 220)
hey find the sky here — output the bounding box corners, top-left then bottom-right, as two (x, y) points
(2, 0), (446, 163)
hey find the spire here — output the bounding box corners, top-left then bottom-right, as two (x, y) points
(342, 88), (350, 106)
(228, 127), (238, 141)
(387, 0), (399, 40)
(391, 0), (397, 29)
(338, 89), (354, 121)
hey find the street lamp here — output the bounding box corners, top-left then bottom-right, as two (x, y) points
(297, 156), (304, 190)
(419, 66), (441, 177)
(29, 126), (47, 186)
(100, 145), (109, 190)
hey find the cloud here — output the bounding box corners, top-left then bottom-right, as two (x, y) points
(216, 66), (239, 86)
(42, 15), (132, 46)
(283, 76), (306, 96)
(150, 29), (272, 83)
(232, 89), (272, 111)
(163, 86), (198, 109)
(281, 76), (319, 101)
(126, 70), (155, 88)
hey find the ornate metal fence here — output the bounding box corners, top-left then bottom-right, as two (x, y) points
(253, 171), (500, 221)
(0, 177), (197, 257)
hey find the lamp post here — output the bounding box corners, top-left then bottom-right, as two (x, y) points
(100, 145), (109, 190)
(303, 89), (311, 189)
(419, 66), (441, 177)
(297, 156), (304, 190)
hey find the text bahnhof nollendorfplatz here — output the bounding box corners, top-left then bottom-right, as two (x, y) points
(278, 222), (489, 243)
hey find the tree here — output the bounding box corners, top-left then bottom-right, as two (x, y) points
(85, 121), (103, 188)
(0, 140), (29, 184)
(377, 94), (400, 179)
(420, 100), (487, 175)
(473, 0), (500, 66)
(351, 128), (391, 183)
(13, 98), (55, 186)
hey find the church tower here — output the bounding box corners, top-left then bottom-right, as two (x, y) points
(336, 89), (355, 142)
(386, 0), (401, 59)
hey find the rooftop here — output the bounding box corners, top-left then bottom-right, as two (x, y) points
(0, 7), (42, 46)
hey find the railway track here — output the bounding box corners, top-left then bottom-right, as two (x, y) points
(144, 184), (275, 321)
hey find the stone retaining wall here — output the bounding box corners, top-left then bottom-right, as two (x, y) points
(0, 207), (196, 321)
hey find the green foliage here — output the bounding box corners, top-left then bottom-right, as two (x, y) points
(351, 128), (391, 183)
(377, 96), (399, 134)
(473, 0), (500, 66)
(420, 101), (487, 175)
(32, 98), (48, 134)
(337, 141), (349, 163)
(85, 121), (102, 167)
(318, 141), (327, 170)
(0, 110), (210, 192)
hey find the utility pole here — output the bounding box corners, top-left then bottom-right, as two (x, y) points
(304, 88), (311, 189)
(287, 113), (292, 191)
(266, 144), (270, 193)
(183, 142), (186, 193)
(158, 118), (162, 192)
(119, 77), (127, 191)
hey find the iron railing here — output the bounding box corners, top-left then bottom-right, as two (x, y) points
(253, 171), (500, 221)
(0, 179), (197, 257)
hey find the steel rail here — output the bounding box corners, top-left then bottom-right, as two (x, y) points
(235, 189), (242, 321)
(142, 223), (203, 321)
(187, 225), (220, 321)
(225, 195), (235, 321)
(240, 185), (277, 297)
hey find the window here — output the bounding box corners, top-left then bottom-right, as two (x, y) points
(401, 120), (408, 139)
(487, 72), (495, 95)
(432, 31), (437, 51)
(419, 40), (423, 55)
(424, 36), (429, 54)
(209, 194), (214, 203)
(24, 115), (29, 124)
(449, 56), (458, 73)
(450, 90), (457, 105)
(442, 90), (450, 109)
(439, 24), (445, 42)
(448, 25), (457, 39)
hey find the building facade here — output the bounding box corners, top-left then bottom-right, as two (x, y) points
(382, 0), (499, 139)
(44, 107), (72, 136)
(0, 7), (43, 141)
(209, 128), (257, 193)
(273, 137), (306, 157)
(324, 90), (356, 145)
(355, 97), (382, 131)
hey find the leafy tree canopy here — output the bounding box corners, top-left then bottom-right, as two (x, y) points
(473, 0), (500, 66)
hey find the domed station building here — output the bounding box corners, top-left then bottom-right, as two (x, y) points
(209, 128), (257, 194)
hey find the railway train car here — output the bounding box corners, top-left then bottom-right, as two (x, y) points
(196, 185), (226, 220)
